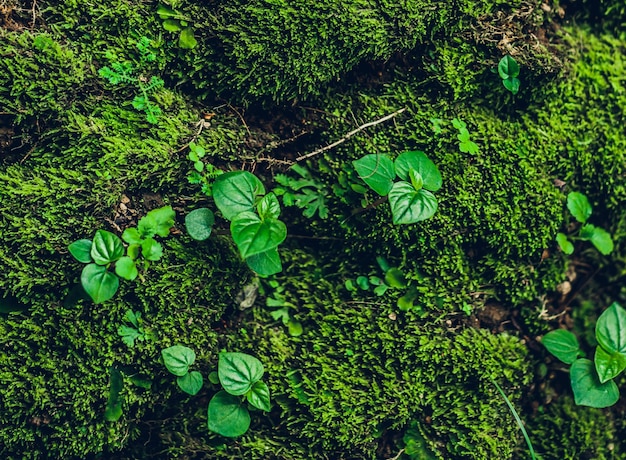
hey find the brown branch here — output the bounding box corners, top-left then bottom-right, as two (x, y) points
(295, 107), (407, 162)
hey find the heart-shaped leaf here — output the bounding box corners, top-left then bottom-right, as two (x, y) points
(596, 302), (626, 354)
(594, 346), (626, 384)
(231, 212), (287, 259)
(567, 192), (592, 223)
(352, 154), (395, 196)
(207, 390), (250, 437)
(115, 256), (138, 281)
(570, 359), (619, 408)
(245, 248), (282, 276)
(177, 371), (204, 395)
(91, 230), (124, 265)
(81, 263), (119, 304)
(394, 151), (442, 192)
(247, 380), (271, 412)
(185, 208), (215, 241)
(498, 55), (520, 79)
(218, 352), (264, 396)
(162, 345), (196, 377)
(213, 171), (265, 221)
(388, 182), (438, 225)
(541, 329), (581, 364)
(556, 233), (574, 254)
(68, 239), (93, 263)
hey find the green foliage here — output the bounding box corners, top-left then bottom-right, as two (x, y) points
(99, 37), (164, 123)
(542, 302), (626, 408)
(117, 310), (153, 347)
(162, 345), (204, 395)
(69, 206), (174, 303)
(104, 367), (124, 422)
(353, 151), (442, 224)
(263, 280), (304, 336)
(497, 55), (521, 95)
(208, 352), (271, 437)
(156, 4), (198, 49)
(452, 118), (479, 154)
(274, 165), (330, 219)
(557, 191), (614, 256)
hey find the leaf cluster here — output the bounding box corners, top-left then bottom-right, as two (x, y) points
(556, 192), (614, 256)
(353, 150), (442, 224)
(452, 118), (479, 154)
(542, 302), (626, 408)
(497, 55), (520, 95)
(274, 164), (329, 219)
(263, 279), (303, 336)
(186, 171), (287, 276)
(68, 206), (175, 303)
(186, 142), (223, 196)
(157, 4), (198, 49)
(117, 310), (154, 347)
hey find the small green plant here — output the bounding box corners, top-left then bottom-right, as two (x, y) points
(156, 3), (198, 49)
(263, 279), (303, 336)
(186, 171), (287, 276)
(556, 192), (614, 255)
(104, 366), (124, 422)
(186, 142), (223, 196)
(207, 352), (271, 437)
(99, 37), (164, 123)
(274, 164), (329, 219)
(353, 150), (442, 224)
(68, 206), (175, 303)
(452, 118), (479, 154)
(118, 310), (154, 347)
(542, 302), (626, 408)
(498, 55), (521, 95)
(162, 345), (204, 396)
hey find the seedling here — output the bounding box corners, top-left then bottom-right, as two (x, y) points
(99, 37), (164, 123)
(353, 150), (442, 224)
(556, 192), (614, 255)
(118, 310), (154, 347)
(452, 118), (479, 154)
(498, 55), (521, 95)
(542, 302), (626, 408)
(186, 171), (287, 276)
(162, 345), (204, 395)
(68, 206), (175, 303)
(264, 280), (303, 336)
(156, 4), (198, 49)
(207, 352), (271, 437)
(186, 142), (223, 196)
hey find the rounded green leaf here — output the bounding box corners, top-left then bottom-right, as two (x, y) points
(498, 55), (520, 79)
(596, 302), (626, 354)
(541, 329), (581, 364)
(185, 208), (215, 241)
(394, 151), (442, 192)
(138, 206), (175, 238)
(231, 212), (287, 259)
(213, 171), (265, 221)
(122, 228), (142, 245)
(81, 263), (119, 304)
(91, 230), (124, 265)
(178, 27), (198, 49)
(503, 77), (520, 95)
(556, 233), (574, 255)
(218, 352), (264, 396)
(115, 256), (138, 281)
(245, 248), (282, 276)
(594, 346), (626, 384)
(257, 193), (281, 220)
(352, 154), (395, 196)
(588, 226), (614, 255)
(163, 18), (182, 32)
(68, 239), (93, 263)
(567, 192), (592, 223)
(162, 345), (196, 377)
(141, 238), (163, 261)
(287, 320), (303, 337)
(247, 381), (271, 412)
(208, 390), (250, 437)
(388, 183), (438, 225)
(570, 358), (619, 408)
(177, 371), (204, 395)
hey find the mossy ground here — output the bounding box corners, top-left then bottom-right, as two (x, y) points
(0, 1), (625, 459)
